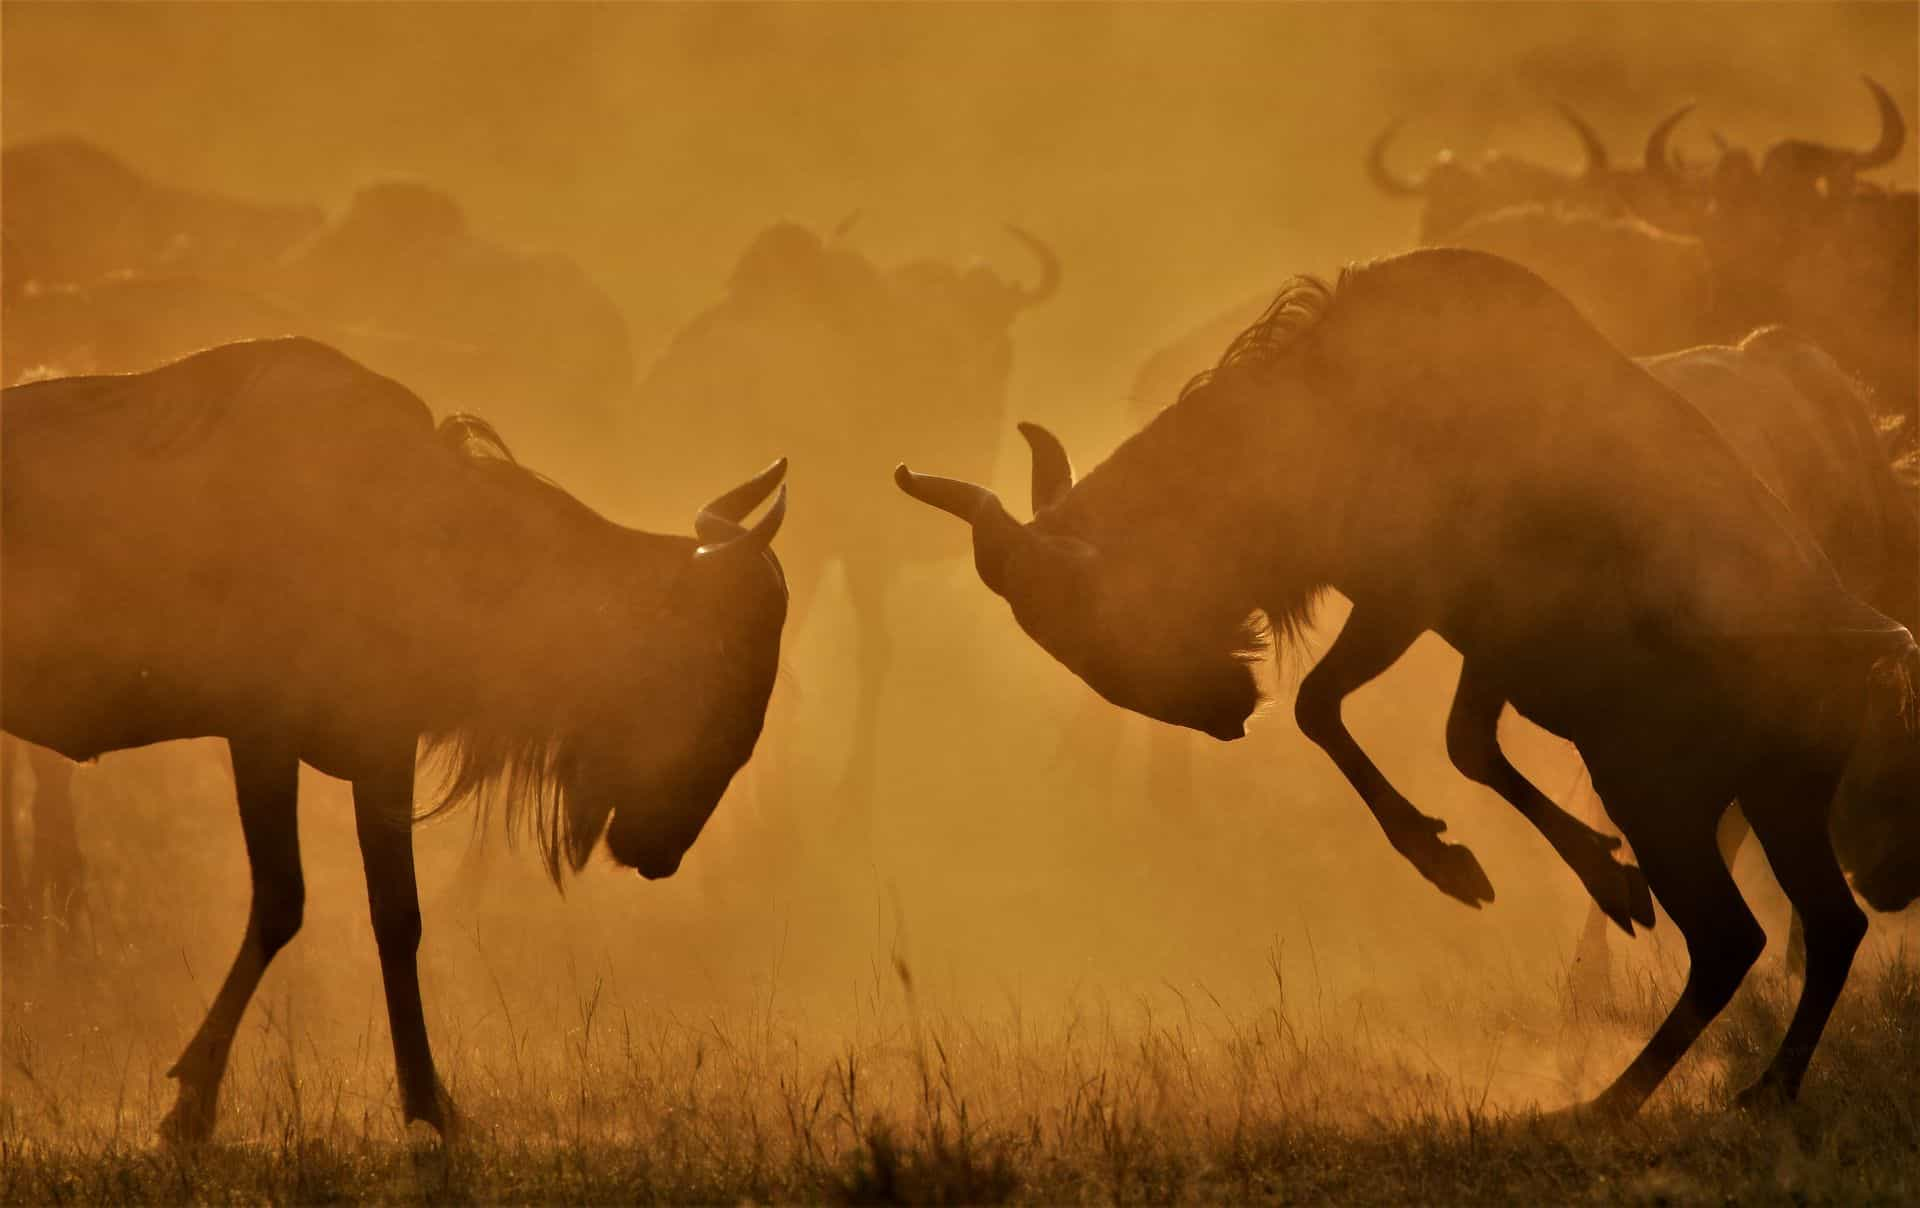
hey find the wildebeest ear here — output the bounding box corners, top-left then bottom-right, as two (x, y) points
(1017, 421), (1073, 514)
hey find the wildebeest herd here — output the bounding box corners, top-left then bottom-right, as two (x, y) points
(2, 79), (1916, 1143)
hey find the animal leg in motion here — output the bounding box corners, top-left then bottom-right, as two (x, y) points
(354, 744), (456, 1136)
(24, 746), (87, 944)
(1291, 605), (1494, 908)
(1711, 806), (1810, 978)
(1732, 759), (1865, 1107)
(1577, 801), (1764, 1120)
(1445, 663), (1653, 934)
(161, 739), (303, 1147)
(837, 560), (893, 829)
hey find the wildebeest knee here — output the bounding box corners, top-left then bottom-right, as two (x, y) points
(1292, 677), (1343, 749)
(1806, 897), (1868, 957)
(255, 888), (304, 957)
(1443, 709), (1500, 788)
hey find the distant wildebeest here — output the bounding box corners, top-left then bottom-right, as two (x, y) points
(0, 736), (84, 960)
(269, 181), (636, 457)
(638, 219), (1057, 819)
(1, 137), (324, 291)
(1367, 104), (1625, 241)
(1638, 77), (1917, 449)
(898, 249), (1920, 1117)
(0, 338), (791, 1143)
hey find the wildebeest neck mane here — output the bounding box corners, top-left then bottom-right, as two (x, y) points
(415, 412), (677, 886)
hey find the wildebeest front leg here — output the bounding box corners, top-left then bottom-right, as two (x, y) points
(352, 744), (456, 1136)
(1731, 757), (1865, 1107)
(1444, 663), (1653, 934)
(1292, 606), (1495, 908)
(162, 739), (303, 1146)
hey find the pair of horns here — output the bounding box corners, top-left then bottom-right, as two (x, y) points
(1646, 77), (1906, 183)
(1368, 104), (1611, 197)
(694, 458), (787, 561)
(893, 422), (1074, 526)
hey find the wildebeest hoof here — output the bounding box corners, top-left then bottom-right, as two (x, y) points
(1573, 841), (1656, 935)
(1401, 830), (1495, 908)
(158, 1083), (219, 1149)
(1733, 1075), (1793, 1113)
(406, 1081), (462, 1143)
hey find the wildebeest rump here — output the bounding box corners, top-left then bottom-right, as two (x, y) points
(897, 248), (1920, 1117)
(0, 338), (792, 1142)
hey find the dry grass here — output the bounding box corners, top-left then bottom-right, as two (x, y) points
(6, 937), (1918, 1205)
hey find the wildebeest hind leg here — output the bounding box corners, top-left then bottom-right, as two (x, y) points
(1445, 662), (1653, 933)
(162, 739), (303, 1147)
(353, 743), (456, 1136)
(1578, 797), (1763, 1119)
(1291, 604), (1494, 908)
(1731, 757), (1865, 1107)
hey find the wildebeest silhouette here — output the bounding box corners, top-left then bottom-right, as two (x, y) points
(1, 137), (323, 292)
(898, 248), (1920, 1117)
(0, 736), (85, 960)
(0, 338), (791, 1143)
(1638, 78), (1916, 450)
(637, 218), (1057, 822)
(1367, 103), (1641, 241)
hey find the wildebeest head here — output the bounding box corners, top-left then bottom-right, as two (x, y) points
(1368, 105), (1617, 240)
(1643, 78), (1907, 222)
(570, 460), (791, 880)
(889, 225), (1061, 331)
(895, 422), (1265, 741)
(1831, 640), (1920, 911)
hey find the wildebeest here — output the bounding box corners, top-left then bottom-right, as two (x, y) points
(1367, 104), (1622, 240)
(4, 144), (635, 466)
(637, 219), (1057, 819)
(0, 736), (85, 960)
(898, 248), (1919, 1116)
(1639, 78), (1917, 449)
(1, 137), (323, 292)
(0, 338), (791, 1142)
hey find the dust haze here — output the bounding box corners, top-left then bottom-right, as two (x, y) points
(4, 1), (1917, 1149)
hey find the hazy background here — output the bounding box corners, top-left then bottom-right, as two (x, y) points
(5, 2), (1917, 1124)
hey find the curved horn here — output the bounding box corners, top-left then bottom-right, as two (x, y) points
(694, 457), (788, 543)
(894, 465), (1001, 524)
(1556, 103), (1610, 178)
(1855, 76), (1906, 169)
(1002, 225), (1060, 310)
(1017, 421), (1074, 514)
(695, 483), (786, 561)
(895, 464), (1033, 594)
(1367, 120), (1425, 197)
(1644, 101), (1697, 186)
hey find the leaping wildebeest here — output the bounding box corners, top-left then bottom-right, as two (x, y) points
(0, 338), (791, 1143)
(897, 248), (1919, 1117)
